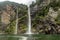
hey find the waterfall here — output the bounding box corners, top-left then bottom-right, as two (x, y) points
(15, 8), (18, 34)
(15, 5), (32, 34)
(27, 5), (32, 34)
(14, 5), (32, 34)
(25, 5), (32, 34)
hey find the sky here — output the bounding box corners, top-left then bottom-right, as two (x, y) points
(0, 0), (36, 5)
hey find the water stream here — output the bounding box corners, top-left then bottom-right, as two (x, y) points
(25, 5), (32, 34)
(15, 8), (18, 34)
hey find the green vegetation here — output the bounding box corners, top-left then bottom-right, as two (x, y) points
(0, 1), (28, 34)
(31, 0), (60, 34)
(0, 0), (60, 34)
(49, 0), (59, 11)
(5, 21), (16, 34)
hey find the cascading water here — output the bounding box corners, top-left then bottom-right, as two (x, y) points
(15, 8), (18, 34)
(25, 5), (32, 34)
(15, 5), (32, 34)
